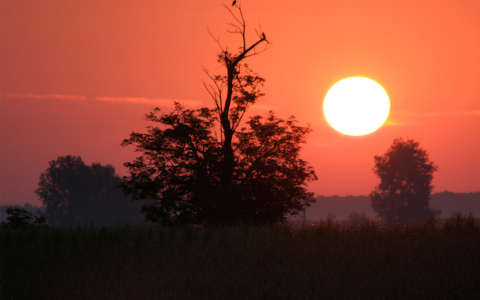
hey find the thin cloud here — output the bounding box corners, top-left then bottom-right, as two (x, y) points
(384, 119), (402, 126)
(390, 110), (480, 126)
(2, 92), (278, 112)
(3, 93), (87, 101)
(96, 96), (203, 107)
(422, 111), (480, 118)
(96, 96), (278, 112)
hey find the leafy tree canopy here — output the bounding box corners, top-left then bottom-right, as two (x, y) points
(122, 105), (317, 225)
(36, 155), (144, 226)
(3, 207), (45, 228)
(370, 138), (438, 223)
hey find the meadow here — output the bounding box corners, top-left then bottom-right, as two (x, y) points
(1, 215), (480, 300)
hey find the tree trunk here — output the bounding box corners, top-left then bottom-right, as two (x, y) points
(219, 65), (235, 222)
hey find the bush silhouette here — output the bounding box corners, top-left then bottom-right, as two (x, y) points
(3, 207), (45, 228)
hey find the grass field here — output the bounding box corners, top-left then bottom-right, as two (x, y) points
(2, 215), (480, 299)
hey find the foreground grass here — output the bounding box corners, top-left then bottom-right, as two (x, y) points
(1, 216), (480, 299)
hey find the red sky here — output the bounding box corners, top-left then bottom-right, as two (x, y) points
(1, 0), (480, 205)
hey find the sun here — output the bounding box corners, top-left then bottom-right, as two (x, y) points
(323, 77), (390, 136)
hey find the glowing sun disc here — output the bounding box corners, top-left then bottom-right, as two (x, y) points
(323, 76), (390, 136)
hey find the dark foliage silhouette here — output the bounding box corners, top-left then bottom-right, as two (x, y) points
(122, 106), (316, 225)
(3, 207), (45, 228)
(122, 7), (316, 225)
(35, 155), (144, 226)
(0, 204), (45, 224)
(370, 138), (438, 223)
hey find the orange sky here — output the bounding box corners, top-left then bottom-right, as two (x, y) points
(1, 0), (480, 205)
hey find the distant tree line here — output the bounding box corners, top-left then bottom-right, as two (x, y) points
(28, 138), (439, 227)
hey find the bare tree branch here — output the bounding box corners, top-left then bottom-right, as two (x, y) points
(207, 27), (225, 52)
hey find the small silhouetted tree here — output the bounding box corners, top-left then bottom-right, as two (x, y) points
(370, 138), (438, 223)
(122, 6), (316, 225)
(2, 207), (45, 228)
(36, 155), (144, 226)
(5, 207), (33, 228)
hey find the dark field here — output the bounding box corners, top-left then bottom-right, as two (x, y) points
(2, 216), (480, 300)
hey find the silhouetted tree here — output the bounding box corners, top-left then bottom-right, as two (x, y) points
(206, 5), (269, 219)
(36, 155), (144, 226)
(122, 6), (316, 225)
(122, 106), (316, 225)
(370, 138), (438, 223)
